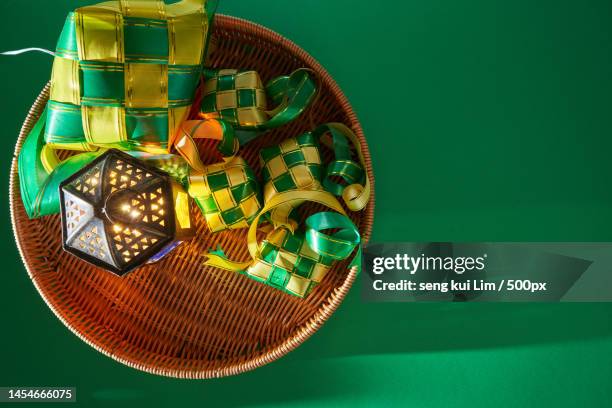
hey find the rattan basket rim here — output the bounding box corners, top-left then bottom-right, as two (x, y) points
(9, 14), (375, 379)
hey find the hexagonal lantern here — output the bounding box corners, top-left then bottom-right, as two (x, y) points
(59, 149), (194, 275)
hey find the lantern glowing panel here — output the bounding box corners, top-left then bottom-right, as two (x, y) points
(59, 149), (194, 275)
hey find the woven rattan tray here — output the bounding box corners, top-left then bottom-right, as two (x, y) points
(9, 15), (374, 378)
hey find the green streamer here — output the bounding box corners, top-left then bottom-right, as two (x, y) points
(264, 68), (317, 129)
(312, 124), (365, 198)
(18, 109), (101, 218)
(305, 212), (361, 261)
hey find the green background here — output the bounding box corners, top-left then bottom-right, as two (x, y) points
(1, 0), (612, 406)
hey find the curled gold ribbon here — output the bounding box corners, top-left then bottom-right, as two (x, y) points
(173, 119), (238, 172)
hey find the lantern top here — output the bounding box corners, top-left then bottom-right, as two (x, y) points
(59, 149), (178, 275)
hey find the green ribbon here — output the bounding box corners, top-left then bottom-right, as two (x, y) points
(305, 212), (361, 261)
(18, 108), (101, 218)
(306, 211), (362, 275)
(349, 245), (362, 274)
(312, 124), (366, 197)
(264, 68), (317, 129)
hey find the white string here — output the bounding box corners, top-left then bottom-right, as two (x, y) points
(1, 47), (55, 57)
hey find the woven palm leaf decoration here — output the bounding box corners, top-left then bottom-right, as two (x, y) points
(200, 69), (267, 127)
(260, 132), (323, 201)
(259, 123), (369, 230)
(205, 188), (363, 298)
(247, 225), (336, 297)
(242, 210), (360, 297)
(188, 156), (262, 232)
(259, 132), (323, 229)
(199, 68), (317, 144)
(204, 123), (371, 297)
(14, 0), (370, 301)
(45, 0), (216, 154)
(172, 119), (262, 233)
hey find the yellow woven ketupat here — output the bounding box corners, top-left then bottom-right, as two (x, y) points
(259, 132), (323, 229)
(200, 69), (269, 127)
(246, 227), (334, 297)
(46, 0), (214, 154)
(188, 156), (261, 232)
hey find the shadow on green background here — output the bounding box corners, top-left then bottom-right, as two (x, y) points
(1, 0), (612, 407)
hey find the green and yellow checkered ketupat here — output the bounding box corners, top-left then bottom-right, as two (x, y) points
(200, 69), (268, 127)
(199, 67), (317, 140)
(46, 0), (215, 154)
(188, 157), (262, 232)
(259, 132), (323, 228)
(247, 227), (334, 298)
(260, 132), (323, 201)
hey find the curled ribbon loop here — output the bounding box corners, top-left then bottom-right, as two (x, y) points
(343, 183), (368, 212)
(264, 68), (317, 129)
(247, 190), (346, 259)
(174, 119), (237, 173)
(314, 122), (371, 212)
(305, 212), (360, 261)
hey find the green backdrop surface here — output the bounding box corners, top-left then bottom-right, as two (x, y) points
(1, 0), (612, 407)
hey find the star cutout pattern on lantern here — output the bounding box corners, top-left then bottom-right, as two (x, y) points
(60, 149), (194, 275)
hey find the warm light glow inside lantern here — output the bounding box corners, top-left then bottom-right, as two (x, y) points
(59, 149), (194, 275)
